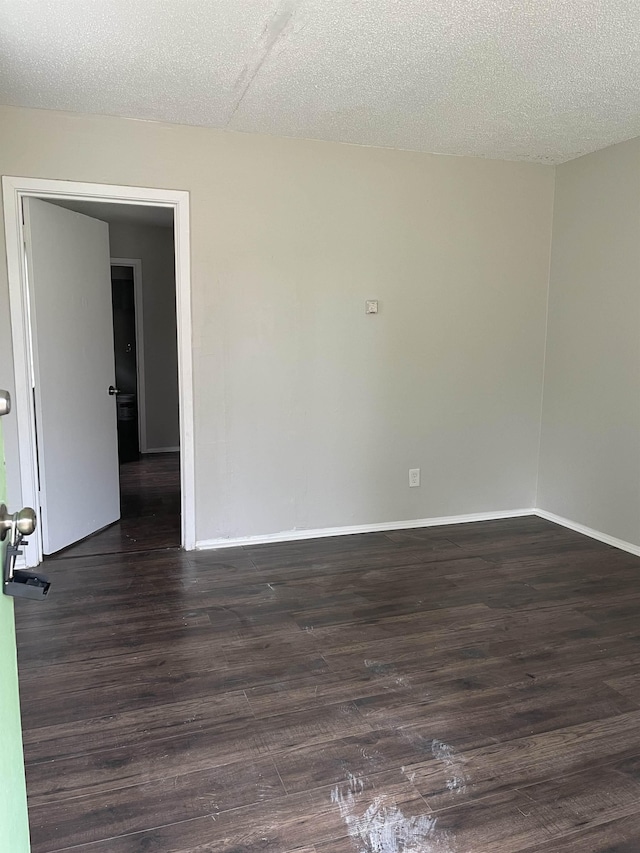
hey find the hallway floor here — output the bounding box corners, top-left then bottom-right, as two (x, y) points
(14, 513), (640, 852)
(46, 452), (181, 559)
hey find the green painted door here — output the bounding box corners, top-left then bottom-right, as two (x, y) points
(0, 418), (31, 851)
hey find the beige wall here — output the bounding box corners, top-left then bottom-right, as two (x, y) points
(538, 137), (640, 545)
(0, 105), (554, 543)
(109, 222), (179, 451)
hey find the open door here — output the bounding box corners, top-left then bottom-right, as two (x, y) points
(23, 198), (120, 554)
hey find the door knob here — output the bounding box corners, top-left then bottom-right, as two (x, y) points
(0, 390), (11, 417)
(108, 385), (120, 396)
(0, 504), (37, 540)
(1, 504), (47, 600)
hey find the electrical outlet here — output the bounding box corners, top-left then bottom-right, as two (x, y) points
(409, 468), (420, 488)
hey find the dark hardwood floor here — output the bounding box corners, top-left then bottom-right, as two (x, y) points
(14, 501), (640, 851)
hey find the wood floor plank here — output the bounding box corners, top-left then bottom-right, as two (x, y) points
(404, 709), (640, 810)
(517, 813), (640, 852)
(515, 766), (640, 845)
(26, 756), (285, 850)
(272, 729), (434, 794)
(255, 701), (372, 754)
(25, 715), (270, 802)
(20, 650), (329, 731)
(22, 691), (254, 764)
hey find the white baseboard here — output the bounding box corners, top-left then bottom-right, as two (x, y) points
(195, 508), (535, 551)
(534, 509), (640, 557)
(142, 446), (180, 454)
(17, 505), (639, 564)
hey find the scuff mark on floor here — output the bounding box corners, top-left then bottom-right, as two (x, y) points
(401, 765), (416, 784)
(398, 728), (434, 755)
(431, 739), (467, 794)
(364, 659), (411, 688)
(228, 1), (297, 122)
(331, 774), (453, 852)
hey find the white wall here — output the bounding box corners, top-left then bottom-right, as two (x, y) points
(109, 222), (179, 452)
(538, 137), (640, 546)
(0, 105), (554, 544)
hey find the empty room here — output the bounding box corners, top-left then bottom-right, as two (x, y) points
(1, 1), (640, 851)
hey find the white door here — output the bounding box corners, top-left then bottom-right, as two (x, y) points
(23, 198), (120, 554)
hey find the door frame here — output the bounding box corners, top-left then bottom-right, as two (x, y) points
(2, 176), (196, 563)
(110, 258), (148, 453)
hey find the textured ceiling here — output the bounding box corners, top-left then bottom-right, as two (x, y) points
(2, 1), (640, 163)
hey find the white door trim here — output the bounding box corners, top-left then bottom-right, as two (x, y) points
(2, 176), (196, 560)
(110, 258), (148, 454)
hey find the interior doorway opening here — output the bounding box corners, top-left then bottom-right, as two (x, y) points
(2, 177), (195, 567)
(33, 198), (181, 558)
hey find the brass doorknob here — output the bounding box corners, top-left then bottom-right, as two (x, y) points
(0, 504), (37, 540)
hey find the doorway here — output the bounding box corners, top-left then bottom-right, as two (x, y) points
(2, 177), (195, 566)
